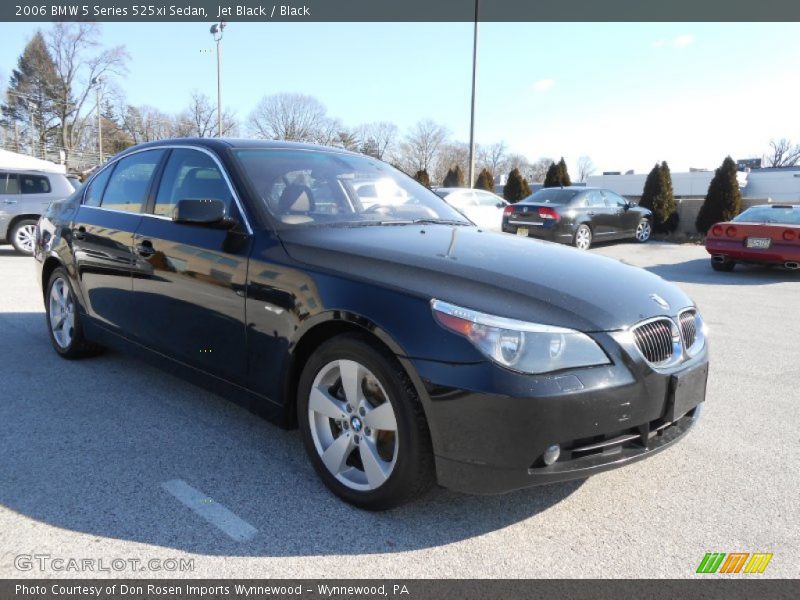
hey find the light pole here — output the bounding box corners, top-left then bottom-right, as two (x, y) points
(467, 0), (480, 188)
(92, 77), (103, 164)
(210, 22), (226, 137)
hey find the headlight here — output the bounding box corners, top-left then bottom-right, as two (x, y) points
(431, 299), (610, 374)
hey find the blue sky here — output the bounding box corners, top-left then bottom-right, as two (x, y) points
(2, 21), (800, 175)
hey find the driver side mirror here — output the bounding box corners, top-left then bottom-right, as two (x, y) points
(173, 198), (234, 228)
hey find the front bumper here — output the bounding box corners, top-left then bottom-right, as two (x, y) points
(406, 337), (708, 495)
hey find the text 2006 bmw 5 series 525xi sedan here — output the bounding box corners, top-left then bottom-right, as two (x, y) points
(34, 139), (709, 510)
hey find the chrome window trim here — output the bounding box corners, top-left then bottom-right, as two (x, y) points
(79, 144), (253, 234)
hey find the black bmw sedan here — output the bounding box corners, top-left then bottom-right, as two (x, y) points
(502, 186), (653, 250)
(35, 139), (708, 509)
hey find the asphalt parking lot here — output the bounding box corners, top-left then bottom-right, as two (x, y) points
(0, 241), (798, 578)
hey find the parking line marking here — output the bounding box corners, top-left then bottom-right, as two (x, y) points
(161, 479), (258, 542)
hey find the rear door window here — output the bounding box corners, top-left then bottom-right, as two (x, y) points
(100, 150), (165, 213)
(19, 174), (51, 194)
(84, 167), (114, 207)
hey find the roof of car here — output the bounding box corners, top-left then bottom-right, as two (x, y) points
(116, 138), (360, 158)
(436, 187), (498, 194)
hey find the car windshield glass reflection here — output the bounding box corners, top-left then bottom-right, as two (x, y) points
(734, 206), (800, 225)
(234, 149), (471, 228)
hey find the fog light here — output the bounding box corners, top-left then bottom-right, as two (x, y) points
(543, 444), (561, 466)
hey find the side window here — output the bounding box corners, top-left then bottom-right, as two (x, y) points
(83, 167), (114, 207)
(587, 191), (606, 207)
(2, 173), (20, 194)
(101, 150), (165, 213)
(604, 191), (627, 207)
(19, 174), (51, 194)
(154, 149), (232, 218)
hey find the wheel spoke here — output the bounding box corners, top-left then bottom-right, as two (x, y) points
(338, 360), (362, 406)
(360, 439), (390, 488)
(321, 433), (354, 475)
(309, 385), (346, 420)
(363, 401), (397, 432)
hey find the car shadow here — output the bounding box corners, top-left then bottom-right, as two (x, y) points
(0, 312), (583, 558)
(642, 258), (800, 286)
(0, 247), (23, 257)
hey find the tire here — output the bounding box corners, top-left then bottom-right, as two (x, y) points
(45, 267), (98, 359)
(573, 224), (592, 250)
(10, 219), (38, 255)
(297, 333), (435, 510)
(711, 258), (735, 272)
(635, 219), (652, 243)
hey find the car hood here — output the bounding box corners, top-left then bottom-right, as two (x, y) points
(278, 224), (692, 332)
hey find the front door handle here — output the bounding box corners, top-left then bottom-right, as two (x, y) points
(587, 211), (596, 217)
(2, 199), (18, 205)
(136, 240), (155, 257)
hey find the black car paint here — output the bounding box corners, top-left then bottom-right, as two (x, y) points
(35, 139), (705, 495)
(503, 187), (652, 244)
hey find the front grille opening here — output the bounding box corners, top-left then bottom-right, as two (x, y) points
(679, 310), (697, 348)
(632, 318), (675, 365)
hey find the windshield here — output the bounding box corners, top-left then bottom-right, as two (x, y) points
(234, 149), (471, 227)
(523, 188), (580, 205)
(733, 206), (800, 225)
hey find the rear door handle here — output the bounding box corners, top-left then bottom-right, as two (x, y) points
(2, 199), (17, 205)
(136, 240), (155, 257)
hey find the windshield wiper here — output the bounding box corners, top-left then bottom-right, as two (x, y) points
(386, 218), (471, 226)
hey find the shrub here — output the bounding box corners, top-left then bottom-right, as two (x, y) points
(696, 156), (742, 233)
(640, 162), (678, 233)
(414, 169), (431, 188)
(474, 168), (494, 191)
(503, 168), (531, 203)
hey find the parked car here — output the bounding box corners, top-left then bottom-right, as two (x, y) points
(1, 169), (74, 255)
(502, 186), (653, 250)
(705, 204), (800, 271)
(434, 187), (508, 231)
(35, 139), (708, 509)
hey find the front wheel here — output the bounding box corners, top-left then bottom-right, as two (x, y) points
(10, 219), (38, 255)
(574, 224), (592, 250)
(297, 333), (435, 510)
(635, 219), (652, 243)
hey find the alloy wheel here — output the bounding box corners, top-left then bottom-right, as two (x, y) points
(49, 277), (75, 349)
(636, 220), (652, 242)
(13, 224), (36, 254)
(307, 359), (399, 491)
(575, 226), (592, 250)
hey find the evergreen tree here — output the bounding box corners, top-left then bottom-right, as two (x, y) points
(1, 31), (60, 157)
(655, 161), (678, 232)
(557, 157), (572, 186)
(639, 163), (661, 212)
(543, 162), (561, 187)
(414, 169), (431, 188)
(474, 168), (494, 191)
(452, 165), (465, 187)
(696, 156), (742, 233)
(503, 168), (531, 203)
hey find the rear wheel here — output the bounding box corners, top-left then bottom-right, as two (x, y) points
(635, 219), (652, 243)
(574, 224), (592, 250)
(10, 219), (38, 255)
(711, 258), (735, 272)
(45, 267), (97, 358)
(297, 333), (435, 510)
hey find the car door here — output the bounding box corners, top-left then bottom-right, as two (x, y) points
(585, 190), (614, 236)
(603, 190), (638, 237)
(71, 149), (166, 334)
(131, 147), (252, 384)
(473, 190), (507, 230)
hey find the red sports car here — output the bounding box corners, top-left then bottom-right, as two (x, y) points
(705, 204), (800, 271)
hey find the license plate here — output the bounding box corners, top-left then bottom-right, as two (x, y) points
(666, 362), (708, 422)
(746, 237), (771, 249)
(516, 227), (529, 237)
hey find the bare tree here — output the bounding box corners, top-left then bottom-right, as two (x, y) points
(764, 138), (800, 167)
(529, 157), (555, 183)
(398, 118), (449, 174)
(356, 121), (397, 160)
(47, 23), (129, 165)
(120, 104), (174, 143)
(247, 93), (330, 142)
(433, 141), (469, 185)
(577, 155), (596, 182)
(175, 92), (237, 138)
(477, 141), (508, 176)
